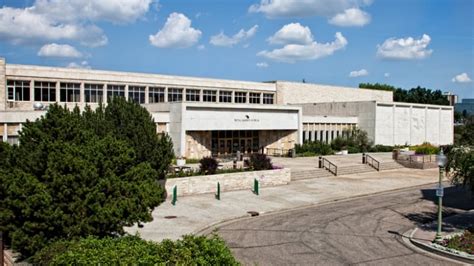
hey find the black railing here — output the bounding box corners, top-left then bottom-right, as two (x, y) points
(322, 157), (337, 176)
(365, 154), (380, 171)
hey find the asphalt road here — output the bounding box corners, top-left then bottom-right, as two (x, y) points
(216, 184), (473, 265)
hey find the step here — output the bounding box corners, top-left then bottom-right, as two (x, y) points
(291, 168), (334, 180)
(335, 164), (376, 176)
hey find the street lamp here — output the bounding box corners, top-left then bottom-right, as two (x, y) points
(435, 149), (447, 243)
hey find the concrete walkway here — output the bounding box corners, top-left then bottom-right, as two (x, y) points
(125, 168), (440, 241)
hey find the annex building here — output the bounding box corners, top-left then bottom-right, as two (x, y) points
(0, 58), (453, 159)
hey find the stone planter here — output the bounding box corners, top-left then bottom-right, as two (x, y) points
(165, 168), (291, 197)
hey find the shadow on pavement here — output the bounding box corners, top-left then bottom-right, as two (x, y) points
(403, 186), (474, 230)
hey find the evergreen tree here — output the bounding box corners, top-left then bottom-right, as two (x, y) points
(0, 102), (173, 258)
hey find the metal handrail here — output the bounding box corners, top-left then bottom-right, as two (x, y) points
(321, 157), (338, 176)
(365, 154), (380, 171)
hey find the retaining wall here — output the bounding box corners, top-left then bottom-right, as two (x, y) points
(165, 168), (291, 197)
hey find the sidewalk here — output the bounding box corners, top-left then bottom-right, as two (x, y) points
(125, 168), (440, 241)
(409, 210), (474, 263)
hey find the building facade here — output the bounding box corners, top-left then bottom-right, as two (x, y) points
(0, 58), (454, 158)
(455, 98), (474, 116)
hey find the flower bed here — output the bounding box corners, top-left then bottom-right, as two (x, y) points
(441, 228), (474, 255)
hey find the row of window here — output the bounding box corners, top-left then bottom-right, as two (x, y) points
(303, 130), (351, 144)
(6, 80), (275, 104)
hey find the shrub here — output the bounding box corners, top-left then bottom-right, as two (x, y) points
(413, 142), (439, 155)
(347, 146), (360, 154)
(199, 157), (219, 175)
(369, 145), (394, 152)
(447, 146), (474, 193)
(34, 234), (239, 265)
(249, 153), (273, 170)
(295, 141), (334, 156)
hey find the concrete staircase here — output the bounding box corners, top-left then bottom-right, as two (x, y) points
(320, 152), (406, 176)
(366, 153), (405, 171)
(335, 164), (376, 176)
(291, 168), (334, 181)
(378, 161), (405, 171)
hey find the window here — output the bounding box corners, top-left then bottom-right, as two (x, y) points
(60, 82), (80, 102)
(315, 130), (319, 141)
(149, 87), (165, 103)
(85, 84), (104, 103)
(203, 90), (217, 102)
(168, 88), (183, 102)
(7, 80), (30, 101)
(309, 131), (313, 142)
(249, 92), (260, 104)
(128, 86), (145, 104)
(107, 84), (125, 102)
(263, 93), (274, 104)
(34, 81), (56, 102)
(234, 92), (247, 103)
(219, 91), (232, 103)
(186, 89), (200, 102)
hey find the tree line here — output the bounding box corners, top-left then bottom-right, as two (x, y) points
(359, 82), (449, 105)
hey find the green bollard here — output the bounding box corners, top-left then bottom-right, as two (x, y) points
(253, 178), (259, 195)
(215, 182), (221, 200)
(171, 185), (177, 205)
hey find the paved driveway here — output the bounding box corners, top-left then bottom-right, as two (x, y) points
(217, 184), (473, 265)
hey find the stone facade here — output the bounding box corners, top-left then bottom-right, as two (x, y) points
(165, 168), (291, 197)
(185, 131), (212, 159)
(0, 58), (5, 111)
(260, 130), (297, 152)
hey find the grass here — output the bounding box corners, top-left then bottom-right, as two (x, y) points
(442, 227), (474, 255)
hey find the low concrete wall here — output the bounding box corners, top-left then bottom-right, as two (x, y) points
(165, 168), (291, 197)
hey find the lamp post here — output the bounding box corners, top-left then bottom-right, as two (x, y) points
(435, 149), (447, 243)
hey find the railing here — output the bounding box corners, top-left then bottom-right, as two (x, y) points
(397, 154), (437, 163)
(365, 154), (380, 171)
(321, 157), (338, 176)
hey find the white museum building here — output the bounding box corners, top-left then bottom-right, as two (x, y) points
(0, 58), (453, 159)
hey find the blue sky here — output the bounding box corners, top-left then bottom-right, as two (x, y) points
(1, 0), (473, 98)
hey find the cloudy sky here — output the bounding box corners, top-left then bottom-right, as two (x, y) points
(1, 0), (473, 98)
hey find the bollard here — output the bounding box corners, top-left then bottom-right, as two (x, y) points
(362, 153), (366, 164)
(171, 185), (177, 205)
(233, 159), (237, 169)
(253, 178), (259, 195)
(318, 156), (322, 168)
(215, 182), (221, 200)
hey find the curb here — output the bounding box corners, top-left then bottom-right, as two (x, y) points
(194, 181), (440, 236)
(407, 228), (474, 265)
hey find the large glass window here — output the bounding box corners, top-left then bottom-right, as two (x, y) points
(263, 93), (274, 104)
(168, 88), (183, 102)
(60, 82), (80, 102)
(249, 92), (260, 104)
(234, 92), (247, 103)
(128, 86), (145, 104)
(219, 91), (232, 103)
(203, 90), (217, 102)
(34, 81), (56, 102)
(186, 89), (200, 102)
(84, 84), (104, 103)
(149, 87), (165, 103)
(107, 84), (125, 102)
(7, 80), (30, 101)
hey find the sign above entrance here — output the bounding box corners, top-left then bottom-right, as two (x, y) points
(234, 115), (259, 123)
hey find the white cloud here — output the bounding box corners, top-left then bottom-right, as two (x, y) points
(249, 0), (371, 26)
(267, 23), (313, 45)
(0, 6), (107, 47)
(452, 73), (472, 83)
(328, 8), (371, 27)
(0, 1), (154, 47)
(258, 24), (347, 63)
(149, 13), (202, 48)
(210, 25), (258, 47)
(66, 61), (91, 69)
(377, 34), (433, 60)
(256, 62), (269, 68)
(349, 69), (369, 77)
(384, 72), (390, 78)
(33, 0), (153, 24)
(38, 43), (82, 58)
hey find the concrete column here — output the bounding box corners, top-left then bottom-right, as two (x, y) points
(55, 81), (60, 102)
(0, 58), (6, 111)
(80, 82), (85, 104)
(246, 92), (249, 103)
(164, 87), (168, 102)
(145, 86), (149, 104)
(30, 80), (35, 103)
(103, 83), (108, 103)
(199, 89), (203, 102)
(260, 93), (263, 104)
(231, 91), (235, 103)
(3, 123), (7, 142)
(124, 84), (129, 101)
